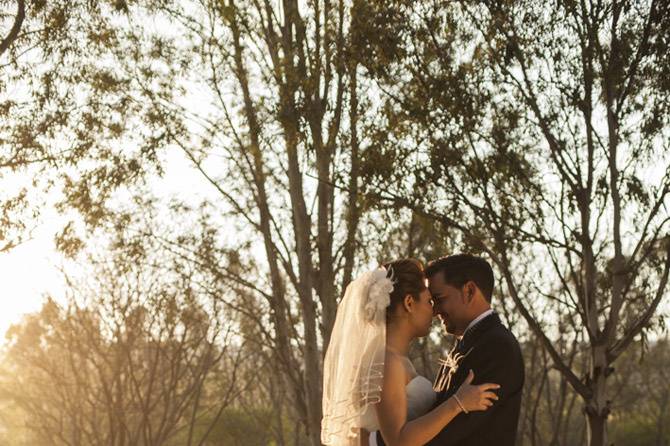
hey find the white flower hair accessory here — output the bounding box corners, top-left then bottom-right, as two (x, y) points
(363, 266), (396, 323)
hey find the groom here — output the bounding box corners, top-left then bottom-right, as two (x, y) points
(376, 254), (525, 446)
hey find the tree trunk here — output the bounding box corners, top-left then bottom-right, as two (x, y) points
(341, 62), (361, 296)
(283, 103), (322, 446)
(585, 409), (607, 446)
(586, 347), (610, 446)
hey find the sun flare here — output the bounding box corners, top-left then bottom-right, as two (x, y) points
(0, 230), (64, 342)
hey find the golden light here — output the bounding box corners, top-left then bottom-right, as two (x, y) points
(0, 227), (65, 342)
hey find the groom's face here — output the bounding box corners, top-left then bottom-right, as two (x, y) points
(429, 272), (470, 336)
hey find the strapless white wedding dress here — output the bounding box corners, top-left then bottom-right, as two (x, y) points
(359, 374), (437, 432)
(406, 375), (438, 420)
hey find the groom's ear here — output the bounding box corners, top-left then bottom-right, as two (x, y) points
(464, 282), (476, 304)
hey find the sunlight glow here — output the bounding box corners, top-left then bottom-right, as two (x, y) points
(0, 222), (66, 341)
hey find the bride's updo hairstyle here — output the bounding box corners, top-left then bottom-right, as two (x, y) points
(382, 258), (427, 321)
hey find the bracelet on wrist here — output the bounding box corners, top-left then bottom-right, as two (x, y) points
(452, 394), (469, 414)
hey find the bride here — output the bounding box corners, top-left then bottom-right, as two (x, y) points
(321, 259), (500, 446)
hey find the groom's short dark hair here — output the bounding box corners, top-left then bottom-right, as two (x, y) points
(425, 254), (495, 302)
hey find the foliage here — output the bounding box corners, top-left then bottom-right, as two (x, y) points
(0, 1), (669, 445)
(357, 1), (670, 444)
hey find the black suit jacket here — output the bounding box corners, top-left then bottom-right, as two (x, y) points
(376, 312), (524, 446)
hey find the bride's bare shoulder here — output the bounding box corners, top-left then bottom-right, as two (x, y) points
(383, 350), (407, 386)
(384, 348), (403, 363)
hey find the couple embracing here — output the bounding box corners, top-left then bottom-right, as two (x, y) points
(322, 255), (525, 446)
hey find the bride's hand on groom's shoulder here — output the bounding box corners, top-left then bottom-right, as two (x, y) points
(454, 370), (500, 413)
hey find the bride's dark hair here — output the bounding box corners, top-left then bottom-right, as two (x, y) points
(382, 258), (427, 320)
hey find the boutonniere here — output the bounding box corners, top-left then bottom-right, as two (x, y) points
(433, 347), (473, 392)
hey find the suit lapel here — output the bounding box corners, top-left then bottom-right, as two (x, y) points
(433, 312), (501, 395)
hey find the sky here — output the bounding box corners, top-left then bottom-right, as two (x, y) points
(0, 216), (66, 340)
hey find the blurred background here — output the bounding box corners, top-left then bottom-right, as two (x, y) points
(0, 1), (669, 445)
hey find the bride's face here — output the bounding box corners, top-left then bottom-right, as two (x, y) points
(412, 288), (434, 337)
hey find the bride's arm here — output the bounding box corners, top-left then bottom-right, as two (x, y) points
(375, 356), (498, 446)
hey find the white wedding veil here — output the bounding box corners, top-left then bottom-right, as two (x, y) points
(321, 267), (395, 445)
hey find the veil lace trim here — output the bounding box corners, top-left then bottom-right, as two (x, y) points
(321, 267), (395, 445)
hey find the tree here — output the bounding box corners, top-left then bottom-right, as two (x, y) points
(0, 1), (25, 58)
(37, 0), (382, 441)
(1, 0), (168, 252)
(359, 1), (670, 444)
(517, 332), (587, 446)
(609, 337), (670, 445)
(1, 1), (378, 438)
(0, 216), (240, 446)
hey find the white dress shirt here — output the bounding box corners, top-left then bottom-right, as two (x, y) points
(459, 308), (495, 339)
